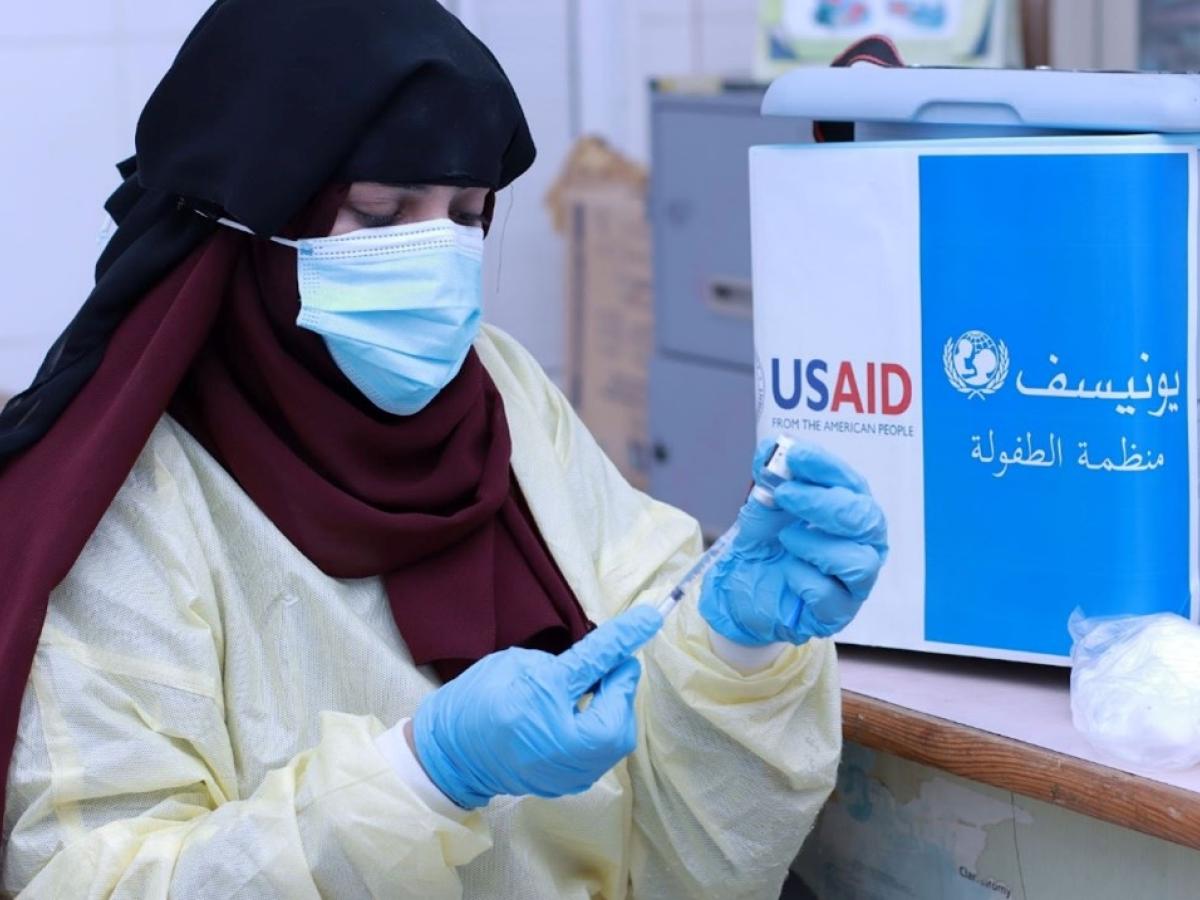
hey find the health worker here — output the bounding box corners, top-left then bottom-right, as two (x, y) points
(0, 2), (887, 897)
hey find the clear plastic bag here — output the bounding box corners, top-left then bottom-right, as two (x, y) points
(1069, 609), (1200, 771)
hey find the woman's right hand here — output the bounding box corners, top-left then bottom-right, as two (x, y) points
(411, 606), (663, 810)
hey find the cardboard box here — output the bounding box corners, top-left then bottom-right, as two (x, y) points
(751, 134), (1199, 664)
(547, 139), (653, 490)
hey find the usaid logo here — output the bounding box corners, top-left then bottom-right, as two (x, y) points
(770, 358), (913, 416)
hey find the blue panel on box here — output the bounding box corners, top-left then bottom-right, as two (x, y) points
(919, 152), (1192, 656)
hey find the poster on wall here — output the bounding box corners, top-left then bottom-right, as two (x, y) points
(758, 0), (1012, 75)
(781, 0), (964, 41)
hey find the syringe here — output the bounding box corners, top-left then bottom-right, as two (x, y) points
(653, 524), (739, 618)
(654, 436), (796, 619)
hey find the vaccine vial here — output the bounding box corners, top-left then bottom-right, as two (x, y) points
(749, 436), (796, 508)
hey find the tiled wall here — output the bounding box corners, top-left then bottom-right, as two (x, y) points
(455, 0), (576, 379)
(466, 0), (761, 378)
(0, 0), (213, 396)
(619, 0), (760, 161)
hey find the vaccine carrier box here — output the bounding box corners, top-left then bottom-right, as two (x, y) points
(750, 69), (1200, 664)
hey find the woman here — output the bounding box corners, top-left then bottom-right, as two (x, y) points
(0, 1), (887, 897)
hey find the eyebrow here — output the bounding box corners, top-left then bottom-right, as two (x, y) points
(351, 184), (483, 203)
(376, 184), (486, 195)
(351, 183), (430, 199)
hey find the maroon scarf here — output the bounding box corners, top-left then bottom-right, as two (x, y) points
(0, 187), (591, 830)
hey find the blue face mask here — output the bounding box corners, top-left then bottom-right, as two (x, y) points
(214, 215), (484, 416)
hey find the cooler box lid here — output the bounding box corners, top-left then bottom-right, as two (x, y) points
(761, 67), (1200, 135)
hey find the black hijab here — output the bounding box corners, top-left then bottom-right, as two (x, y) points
(0, 0), (535, 458)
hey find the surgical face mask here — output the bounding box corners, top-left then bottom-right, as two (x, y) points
(213, 215), (484, 416)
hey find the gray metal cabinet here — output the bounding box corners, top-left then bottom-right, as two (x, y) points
(648, 84), (810, 535)
(648, 354), (756, 537)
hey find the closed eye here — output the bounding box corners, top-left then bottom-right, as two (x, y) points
(351, 208), (399, 229)
(451, 211), (486, 228)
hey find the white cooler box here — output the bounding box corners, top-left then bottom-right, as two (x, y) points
(750, 68), (1200, 664)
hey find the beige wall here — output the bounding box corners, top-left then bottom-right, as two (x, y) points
(1050, 0), (1140, 70)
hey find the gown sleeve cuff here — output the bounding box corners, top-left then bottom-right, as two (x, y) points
(706, 628), (790, 675)
(374, 719), (472, 823)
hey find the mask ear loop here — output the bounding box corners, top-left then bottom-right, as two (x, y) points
(481, 191), (496, 237)
(192, 207), (301, 248)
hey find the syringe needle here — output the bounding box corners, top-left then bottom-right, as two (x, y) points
(655, 523), (741, 618)
(652, 435), (797, 622)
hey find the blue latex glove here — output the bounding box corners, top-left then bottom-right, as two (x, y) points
(700, 440), (888, 647)
(412, 606), (663, 809)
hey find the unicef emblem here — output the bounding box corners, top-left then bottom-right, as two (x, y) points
(944, 330), (1010, 399)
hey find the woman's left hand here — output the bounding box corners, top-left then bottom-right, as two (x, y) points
(699, 440), (888, 647)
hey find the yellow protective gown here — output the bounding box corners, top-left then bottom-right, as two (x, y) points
(2, 326), (841, 899)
